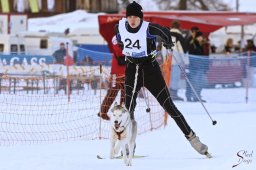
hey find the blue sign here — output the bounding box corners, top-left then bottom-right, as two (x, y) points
(77, 47), (112, 66)
(0, 54), (54, 65)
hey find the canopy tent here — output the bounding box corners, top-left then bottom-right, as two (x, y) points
(98, 11), (256, 52)
(143, 11), (256, 26)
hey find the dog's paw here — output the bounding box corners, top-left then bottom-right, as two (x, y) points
(123, 156), (132, 166)
(110, 150), (115, 159)
(126, 159), (132, 166)
(114, 148), (119, 155)
(123, 157), (128, 164)
(109, 154), (114, 159)
(114, 146), (121, 155)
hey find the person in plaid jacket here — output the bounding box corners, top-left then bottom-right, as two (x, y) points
(98, 36), (126, 120)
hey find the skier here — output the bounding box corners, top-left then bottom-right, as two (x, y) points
(113, 1), (211, 157)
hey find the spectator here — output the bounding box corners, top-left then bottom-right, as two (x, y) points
(210, 44), (217, 54)
(245, 39), (256, 52)
(81, 56), (93, 66)
(169, 20), (188, 101)
(202, 37), (211, 56)
(52, 42), (70, 92)
(186, 26), (199, 46)
(224, 38), (235, 55)
(53, 42), (66, 64)
(97, 36), (126, 120)
(234, 40), (242, 53)
(186, 31), (209, 102)
(245, 39), (256, 87)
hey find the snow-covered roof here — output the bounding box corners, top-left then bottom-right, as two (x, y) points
(28, 10), (101, 34)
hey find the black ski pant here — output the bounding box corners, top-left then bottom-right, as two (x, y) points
(125, 60), (192, 136)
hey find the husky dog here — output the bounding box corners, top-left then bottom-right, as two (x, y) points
(109, 102), (137, 166)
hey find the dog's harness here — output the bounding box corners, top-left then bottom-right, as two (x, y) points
(113, 116), (131, 140)
(115, 129), (125, 140)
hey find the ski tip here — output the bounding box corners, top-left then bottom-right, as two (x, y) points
(133, 155), (147, 158)
(97, 155), (104, 159)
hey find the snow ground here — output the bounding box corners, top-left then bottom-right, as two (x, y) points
(0, 88), (255, 170)
(3, 2), (256, 169)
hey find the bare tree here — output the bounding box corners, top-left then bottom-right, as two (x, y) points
(155, 0), (231, 11)
(179, 0), (187, 10)
(118, 0), (131, 11)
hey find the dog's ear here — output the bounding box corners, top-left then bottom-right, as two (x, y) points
(111, 102), (118, 112)
(121, 102), (129, 112)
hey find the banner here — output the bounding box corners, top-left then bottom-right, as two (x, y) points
(0, 54), (54, 65)
(29, 0), (39, 13)
(1, 0), (10, 13)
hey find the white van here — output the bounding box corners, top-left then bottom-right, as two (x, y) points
(0, 34), (26, 55)
(0, 32), (74, 56)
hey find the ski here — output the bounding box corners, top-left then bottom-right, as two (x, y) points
(97, 155), (147, 159)
(97, 153), (212, 159)
(97, 155), (105, 159)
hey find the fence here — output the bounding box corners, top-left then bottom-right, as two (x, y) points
(0, 49), (255, 146)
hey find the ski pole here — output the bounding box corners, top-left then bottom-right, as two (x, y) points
(168, 50), (217, 126)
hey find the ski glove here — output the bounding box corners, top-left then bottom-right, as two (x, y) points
(116, 56), (126, 65)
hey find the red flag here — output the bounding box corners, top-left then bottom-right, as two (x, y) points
(64, 55), (74, 66)
(64, 46), (74, 66)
